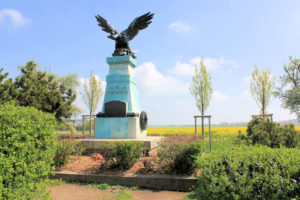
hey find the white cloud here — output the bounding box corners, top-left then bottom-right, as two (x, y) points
(169, 21), (192, 33)
(169, 61), (194, 76)
(79, 75), (106, 87)
(190, 57), (221, 70)
(242, 75), (251, 82)
(79, 78), (86, 85)
(213, 91), (228, 101)
(135, 62), (188, 96)
(170, 57), (239, 76)
(0, 9), (31, 27)
(204, 58), (222, 70)
(242, 90), (252, 99)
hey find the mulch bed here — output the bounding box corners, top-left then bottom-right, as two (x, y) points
(55, 155), (161, 175)
(55, 155), (199, 177)
(55, 135), (203, 176)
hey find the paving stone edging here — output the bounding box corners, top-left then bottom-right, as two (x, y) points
(51, 171), (198, 192)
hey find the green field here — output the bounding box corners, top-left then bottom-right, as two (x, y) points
(147, 126), (300, 152)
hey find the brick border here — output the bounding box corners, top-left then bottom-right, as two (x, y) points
(51, 171), (197, 192)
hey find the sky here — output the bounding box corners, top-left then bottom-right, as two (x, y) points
(1, 0), (300, 125)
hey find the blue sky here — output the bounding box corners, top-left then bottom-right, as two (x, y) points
(1, 0), (300, 125)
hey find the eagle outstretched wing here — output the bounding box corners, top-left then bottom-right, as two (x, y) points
(123, 12), (154, 41)
(95, 15), (119, 37)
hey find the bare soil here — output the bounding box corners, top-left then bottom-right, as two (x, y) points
(50, 183), (188, 200)
(55, 155), (154, 175)
(55, 156), (101, 174)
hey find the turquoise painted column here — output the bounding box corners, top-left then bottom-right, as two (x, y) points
(103, 56), (140, 113)
(95, 56), (147, 139)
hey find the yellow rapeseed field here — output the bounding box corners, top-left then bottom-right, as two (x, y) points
(148, 126), (300, 136)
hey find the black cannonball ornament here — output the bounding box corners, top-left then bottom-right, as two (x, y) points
(140, 111), (148, 130)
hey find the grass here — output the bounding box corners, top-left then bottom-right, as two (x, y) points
(90, 183), (139, 191)
(44, 178), (63, 187)
(89, 183), (137, 200)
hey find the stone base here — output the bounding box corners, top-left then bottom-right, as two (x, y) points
(95, 117), (146, 139)
(79, 136), (163, 155)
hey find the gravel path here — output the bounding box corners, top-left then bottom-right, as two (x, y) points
(50, 183), (188, 200)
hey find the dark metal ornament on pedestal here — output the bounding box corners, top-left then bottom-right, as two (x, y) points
(95, 12), (154, 58)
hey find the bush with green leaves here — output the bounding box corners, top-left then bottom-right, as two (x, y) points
(74, 119), (95, 132)
(54, 139), (84, 167)
(280, 124), (300, 148)
(57, 133), (92, 140)
(57, 120), (77, 134)
(0, 102), (57, 199)
(99, 141), (144, 170)
(157, 135), (203, 174)
(237, 118), (299, 148)
(194, 145), (300, 200)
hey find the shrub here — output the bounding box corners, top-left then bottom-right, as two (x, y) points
(238, 118), (300, 148)
(57, 133), (93, 140)
(54, 139), (84, 167)
(57, 120), (77, 134)
(99, 141), (145, 170)
(280, 124), (299, 148)
(57, 121), (68, 131)
(0, 102), (57, 199)
(142, 157), (155, 172)
(246, 117), (265, 137)
(194, 145), (300, 200)
(156, 135), (203, 174)
(75, 119), (95, 132)
(65, 122), (77, 134)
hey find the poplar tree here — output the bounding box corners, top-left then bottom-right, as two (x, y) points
(250, 66), (275, 116)
(80, 71), (103, 134)
(190, 57), (213, 136)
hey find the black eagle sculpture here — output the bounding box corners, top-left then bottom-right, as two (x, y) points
(95, 12), (154, 58)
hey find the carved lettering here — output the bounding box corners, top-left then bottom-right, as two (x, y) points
(106, 85), (128, 95)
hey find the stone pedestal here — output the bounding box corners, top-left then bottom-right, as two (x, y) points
(79, 136), (163, 155)
(95, 117), (144, 139)
(95, 56), (146, 139)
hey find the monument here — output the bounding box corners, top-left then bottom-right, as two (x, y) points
(80, 12), (162, 152)
(94, 12), (153, 139)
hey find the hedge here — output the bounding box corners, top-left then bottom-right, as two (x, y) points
(0, 102), (57, 199)
(193, 145), (300, 200)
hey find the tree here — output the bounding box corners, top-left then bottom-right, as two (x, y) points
(80, 71), (103, 134)
(70, 105), (83, 123)
(275, 56), (300, 119)
(250, 66), (275, 116)
(0, 68), (18, 104)
(56, 73), (83, 119)
(0, 61), (77, 120)
(190, 57), (213, 136)
(57, 73), (79, 95)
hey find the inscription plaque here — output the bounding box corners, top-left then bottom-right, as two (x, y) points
(105, 100), (127, 117)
